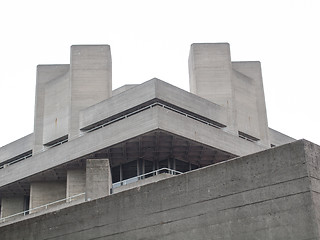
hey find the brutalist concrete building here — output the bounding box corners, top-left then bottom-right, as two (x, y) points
(1, 43), (319, 239)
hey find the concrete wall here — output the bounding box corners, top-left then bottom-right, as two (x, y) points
(232, 62), (269, 146)
(112, 84), (137, 96)
(29, 182), (66, 213)
(86, 159), (111, 201)
(269, 127), (296, 147)
(33, 65), (70, 152)
(43, 73), (69, 145)
(66, 169), (85, 202)
(79, 79), (227, 131)
(69, 45), (112, 139)
(0, 134), (33, 164)
(0, 197), (24, 218)
(1, 140), (318, 239)
(189, 43), (236, 133)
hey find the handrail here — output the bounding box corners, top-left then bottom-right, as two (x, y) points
(0, 192), (85, 223)
(0, 101), (226, 169)
(0, 153), (32, 169)
(112, 167), (182, 189)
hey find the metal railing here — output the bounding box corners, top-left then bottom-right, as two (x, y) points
(0, 101), (226, 169)
(112, 168), (182, 189)
(0, 153), (32, 170)
(0, 192), (85, 223)
(83, 102), (225, 134)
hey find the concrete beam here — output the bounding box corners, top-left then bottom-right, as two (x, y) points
(86, 159), (111, 201)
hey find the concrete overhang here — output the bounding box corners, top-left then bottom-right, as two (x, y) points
(79, 78), (228, 131)
(0, 105), (267, 190)
(0, 134), (33, 165)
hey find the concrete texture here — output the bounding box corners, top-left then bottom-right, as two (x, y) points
(43, 73), (69, 145)
(0, 133), (33, 165)
(0, 140), (319, 239)
(0, 197), (24, 218)
(33, 65), (70, 152)
(189, 43), (236, 134)
(0, 106), (267, 189)
(232, 61), (269, 146)
(66, 169), (86, 201)
(112, 173), (173, 194)
(86, 159), (111, 201)
(29, 182), (66, 213)
(79, 78), (227, 131)
(269, 127), (295, 147)
(69, 45), (112, 139)
(112, 84), (137, 96)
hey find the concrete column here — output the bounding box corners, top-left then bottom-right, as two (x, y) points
(67, 169), (86, 202)
(188, 43), (237, 133)
(69, 45), (112, 139)
(29, 182), (66, 213)
(86, 159), (112, 201)
(0, 196), (25, 218)
(33, 65), (70, 153)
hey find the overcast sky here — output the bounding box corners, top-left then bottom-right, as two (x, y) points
(0, 0), (319, 147)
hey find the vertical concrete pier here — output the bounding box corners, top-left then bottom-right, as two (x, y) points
(29, 182), (66, 213)
(69, 45), (112, 139)
(33, 65), (70, 153)
(188, 43), (236, 133)
(86, 159), (112, 201)
(66, 169), (86, 202)
(0, 197), (25, 218)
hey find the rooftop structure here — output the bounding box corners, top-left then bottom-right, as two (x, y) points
(0, 43), (303, 239)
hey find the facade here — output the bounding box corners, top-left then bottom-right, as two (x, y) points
(0, 43), (305, 239)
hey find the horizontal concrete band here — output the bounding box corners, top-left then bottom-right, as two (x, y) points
(0, 106), (266, 189)
(79, 78), (227, 130)
(0, 140), (319, 239)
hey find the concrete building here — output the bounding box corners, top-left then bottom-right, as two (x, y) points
(2, 43), (314, 239)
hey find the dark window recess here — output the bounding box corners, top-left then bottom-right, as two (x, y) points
(43, 135), (68, 148)
(0, 150), (33, 168)
(238, 131), (259, 142)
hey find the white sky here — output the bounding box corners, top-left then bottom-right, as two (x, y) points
(0, 0), (319, 147)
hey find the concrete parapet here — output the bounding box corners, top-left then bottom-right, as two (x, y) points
(1, 140), (318, 239)
(0, 197), (25, 219)
(0, 133), (33, 165)
(29, 182), (66, 214)
(66, 169), (86, 202)
(86, 159), (112, 201)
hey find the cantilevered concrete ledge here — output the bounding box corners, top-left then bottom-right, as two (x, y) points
(0, 134), (33, 165)
(0, 105), (266, 189)
(1, 140), (319, 239)
(79, 78), (227, 131)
